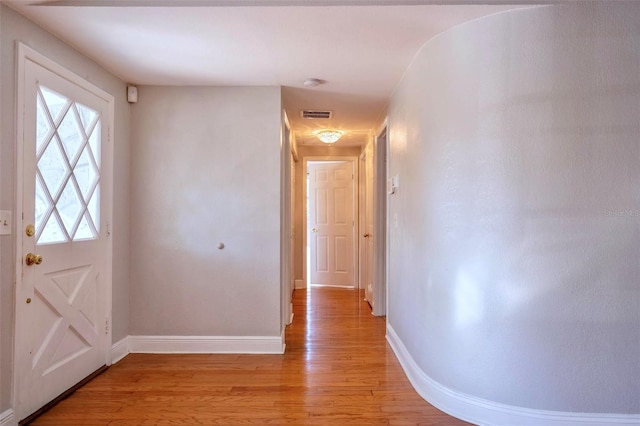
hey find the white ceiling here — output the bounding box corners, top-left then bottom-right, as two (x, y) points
(4, 0), (534, 146)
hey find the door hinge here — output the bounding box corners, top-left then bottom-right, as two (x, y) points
(107, 126), (111, 143)
(105, 318), (110, 335)
(106, 222), (111, 238)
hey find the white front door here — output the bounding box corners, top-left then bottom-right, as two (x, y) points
(15, 49), (112, 420)
(308, 161), (355, 287)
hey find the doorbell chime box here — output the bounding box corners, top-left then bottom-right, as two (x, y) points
(127, 85), (138, 103)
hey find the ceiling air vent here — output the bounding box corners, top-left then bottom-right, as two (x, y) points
(301, 110), (332, 119)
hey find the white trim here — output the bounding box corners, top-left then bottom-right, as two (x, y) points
(375, 118), (389, 140)
(281, 109), (293, 332)
(294, 279), (305, 289)
(309, 283), (355, 289)
(372, 122), (388, 316)
(386, 325), (640, 426)
(17, 43), (113, 102)
(0, 410), (15, 426)
(111, 336), (130, 364)
(129, 335), (285, 355)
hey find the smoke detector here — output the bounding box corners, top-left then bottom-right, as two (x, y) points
(303, 78), (324, 88)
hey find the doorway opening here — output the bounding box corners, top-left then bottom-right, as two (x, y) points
(373, 125), (388, 316)
(357, 124), (388, 316)
(303, 157), (358, 290)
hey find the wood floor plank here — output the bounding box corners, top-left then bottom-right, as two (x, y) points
(30, 287), (470, 425)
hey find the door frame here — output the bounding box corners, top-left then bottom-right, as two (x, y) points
(358, 149), (367, 291)
(12, 43), (114, 419)
(280, 110), (294, 329)
(372, 120), (389, 316)
(303, 156), (359, 288)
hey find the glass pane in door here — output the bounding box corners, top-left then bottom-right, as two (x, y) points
(35, 85), (101, 244)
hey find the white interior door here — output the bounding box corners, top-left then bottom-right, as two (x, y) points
(308, 161), (355, 287)
(15, 50), (112, 420)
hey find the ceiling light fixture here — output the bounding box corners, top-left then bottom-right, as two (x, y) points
(315, 130), (344, 144)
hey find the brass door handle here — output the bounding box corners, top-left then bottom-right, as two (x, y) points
(312, 228), (318, 233)
(364, 233), (370, 238)
(25, 253), (43, 266)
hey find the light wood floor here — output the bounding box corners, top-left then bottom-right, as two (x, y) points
(31, 287), (470, 425)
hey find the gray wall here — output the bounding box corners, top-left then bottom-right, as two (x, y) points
(387, 3), (640, 414)
(129, 86), (282, 337)
(0, 4), (131, 413)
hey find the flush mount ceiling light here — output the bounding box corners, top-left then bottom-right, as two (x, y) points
(314, 130), (344, 144)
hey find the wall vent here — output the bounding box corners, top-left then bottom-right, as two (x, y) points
(301, 110), (332, 119)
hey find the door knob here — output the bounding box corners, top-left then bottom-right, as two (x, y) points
(312, 228), (318, 233)
(25, 253), (43, 266)
(364, 233), (370, 238)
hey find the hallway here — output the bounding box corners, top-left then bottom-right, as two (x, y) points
(30, 287), (469, 425)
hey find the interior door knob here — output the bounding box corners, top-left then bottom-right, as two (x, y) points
(364, 233), (370, 238)
(311, 228), (318, 233)
(25, 253), (43, 266)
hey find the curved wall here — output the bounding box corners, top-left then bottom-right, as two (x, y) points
(387, 2), (640, 420)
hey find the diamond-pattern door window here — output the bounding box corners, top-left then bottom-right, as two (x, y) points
(35, 85), (101, 244)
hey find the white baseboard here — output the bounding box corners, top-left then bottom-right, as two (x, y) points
(129, 335), (285, 354)
(111, 336), (130, 364)
(0, 409), (15, 426)
(309, 283), (355, 289)
(386, 325), (640, 426)
(294, 279), (305, 289)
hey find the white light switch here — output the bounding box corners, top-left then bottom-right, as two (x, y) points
(387, 175), (400, 195)
(0, 211), (11, 236)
